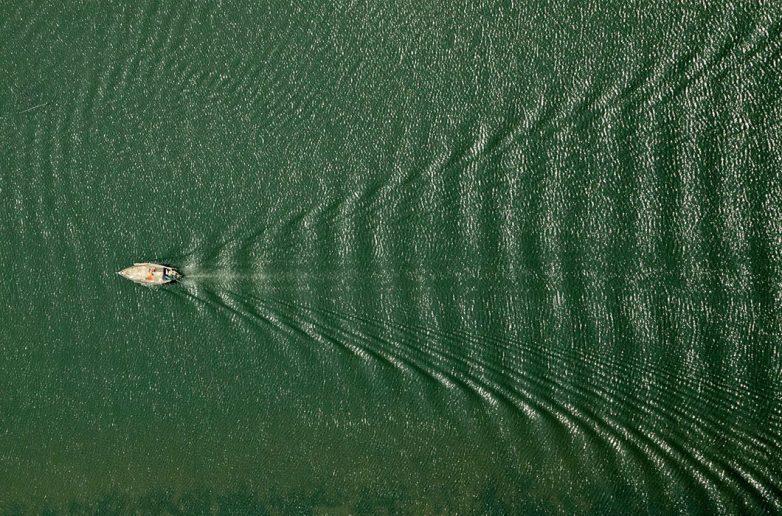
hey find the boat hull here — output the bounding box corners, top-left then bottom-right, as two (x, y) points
(118, 263), (182, 286)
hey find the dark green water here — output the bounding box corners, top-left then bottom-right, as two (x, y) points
(1, 1), (781, 513)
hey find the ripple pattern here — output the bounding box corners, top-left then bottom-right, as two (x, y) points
(1, 0), (781, 513)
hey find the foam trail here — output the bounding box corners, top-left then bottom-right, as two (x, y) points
(176, 270), (268, 292)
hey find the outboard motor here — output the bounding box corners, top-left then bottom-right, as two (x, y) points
(162, 267), (182, 283)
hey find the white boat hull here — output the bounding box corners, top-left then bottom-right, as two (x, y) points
(118, 263), (182, 286)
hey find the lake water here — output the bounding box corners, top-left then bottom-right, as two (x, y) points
(1, 1), (780, 513)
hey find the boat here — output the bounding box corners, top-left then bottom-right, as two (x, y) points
(117, 262), (182, 286)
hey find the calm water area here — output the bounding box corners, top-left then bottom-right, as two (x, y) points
(1, 1), (781, 513)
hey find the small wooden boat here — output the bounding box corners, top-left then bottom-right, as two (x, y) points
(117, 262), (182, 286)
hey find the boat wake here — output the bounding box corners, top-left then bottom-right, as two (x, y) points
(178, 270), (269, 286)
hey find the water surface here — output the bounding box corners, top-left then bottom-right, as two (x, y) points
(1, 1), (781, 513)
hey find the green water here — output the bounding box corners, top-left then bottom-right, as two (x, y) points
(1, 1), (781, 513)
